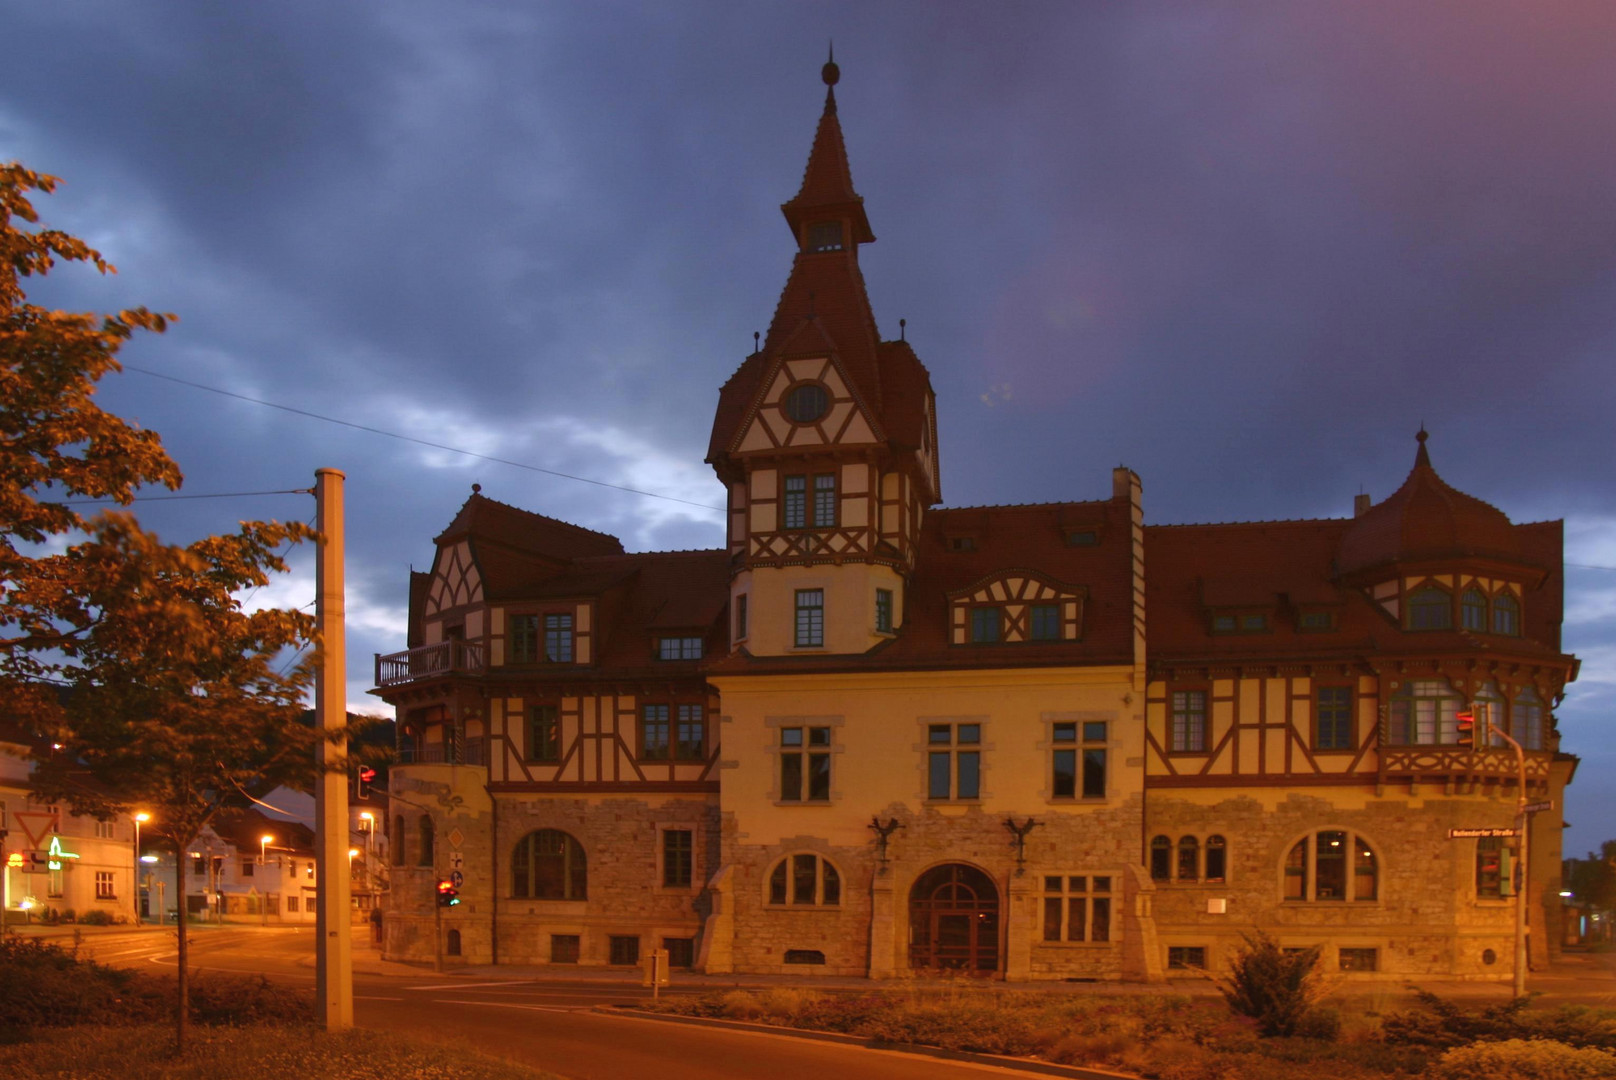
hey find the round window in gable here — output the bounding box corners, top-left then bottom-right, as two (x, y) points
(784, 383), (828, 424)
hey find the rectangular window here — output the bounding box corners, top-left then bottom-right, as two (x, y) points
(95, 820), (115, 839)
(970, 607), (1001, 643)
(784, 475), (807, 529)
(675, 704), (705, 760)
(657, 636), (703, 660)
(551, 934), (580, 963)
(1041, 874), (1111, 943)
(875, 589), (893, 633)
(927, 723), (981, 800)
(1338, 947), (1378, 972)
(640, 705), (670, 761)
(1170, 690), (1207, 752)
(1315, 830), (1348, 900)
(662, 829), (693, 888)
(808, 221), (843, 252)
(1315, 686), (1353, 751)
(1211, 614), (1237, 633)
(780, 726), (831, 802)
(1167, 946), (1207, 970)
(663, 937), (696, 968)
(544, 613), (574, 662)
(1029, 604), (1061, 641)
(1298, 610), (1335, 631)
(240, 859), (254, 877)
(286, 896), (299, 913)
(609, 936), (640, 966)
(1051, 721), (1107, 798)
(510, 613), (539, 663)
(735, 594), (748, 640)
(527, 705), (560, 763)
(1240, 613), (1268, 632)
(95, 871), (115, 899)
(794, 589), (824, 647)
(813, 474), (837, 527)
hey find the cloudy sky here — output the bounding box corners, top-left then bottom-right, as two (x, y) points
(5, 2), (1612, 854)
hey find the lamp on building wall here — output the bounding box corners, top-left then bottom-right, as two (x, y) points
(1004, 817), (1041, 875)
(132, 812), (150, 924)
(260, 834), (274, 867)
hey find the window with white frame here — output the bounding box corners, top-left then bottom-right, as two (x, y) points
(1387, 679), (1460, 745)
(95, 871), (115, 899)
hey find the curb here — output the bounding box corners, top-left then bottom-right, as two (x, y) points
(596, 1006), (1138, 1080)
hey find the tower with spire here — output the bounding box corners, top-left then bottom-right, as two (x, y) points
(707, 51), (939, 657)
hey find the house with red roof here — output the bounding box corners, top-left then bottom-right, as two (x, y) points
(371, 61), (1577, 982)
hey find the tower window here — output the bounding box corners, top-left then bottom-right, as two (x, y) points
(784, 383), (828, 423)
(807, 221), (843, 252)
(875, 589), (893, 633)
(794, 589), (824, 647)
(1406, 586), (1452, 631)
(1492, 594), (1519, 636)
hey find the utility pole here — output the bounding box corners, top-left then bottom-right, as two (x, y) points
(1491, 724), (1532, 999)
(313, 468), (353, 1029)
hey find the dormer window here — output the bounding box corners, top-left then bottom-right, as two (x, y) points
(657, 636), (703, 661)
(970, 607), (1002, 643)
(807, 221), (843, 252)
(1298, 610), (1335, 631)
(1461, 589), (1487, 631)
(948, 535), (977, 552)
(1065, 530), (1098, 547)
(1211, 611), (1270, 634)
(1406, 586), (1452, 631)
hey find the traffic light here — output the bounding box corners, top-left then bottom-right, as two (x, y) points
(356, 766), (376, 799)
(436, 879), (460, 907)
(1455, 709), (1476, 748)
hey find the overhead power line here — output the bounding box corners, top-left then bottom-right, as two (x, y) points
(123, 364), (725, 513)
(64, 487), (312, 506)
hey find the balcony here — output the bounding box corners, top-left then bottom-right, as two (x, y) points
(375, 640), (486, 688)
(1378, 745), (1552, 784)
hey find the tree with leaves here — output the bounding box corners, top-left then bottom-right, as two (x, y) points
(3, 163), (335, 1052)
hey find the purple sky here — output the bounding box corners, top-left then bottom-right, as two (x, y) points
(4, 2), (1612, 854)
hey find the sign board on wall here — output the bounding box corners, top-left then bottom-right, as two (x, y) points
(1448, 828), (1518, 839)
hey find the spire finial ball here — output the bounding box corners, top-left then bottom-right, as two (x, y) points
(1416, 428), (1428, 444)
(823, 61), (839, 86)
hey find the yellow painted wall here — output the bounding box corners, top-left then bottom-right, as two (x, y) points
(730, 564), (905, 656)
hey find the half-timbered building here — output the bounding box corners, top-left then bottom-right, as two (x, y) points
(371, 60), (1579, 982)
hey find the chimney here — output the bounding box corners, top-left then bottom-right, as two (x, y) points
(1354, 493), (1372, 517)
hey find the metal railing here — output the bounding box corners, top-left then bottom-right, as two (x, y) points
(374, 640), (486, 687)
(394, 738), (488, 767)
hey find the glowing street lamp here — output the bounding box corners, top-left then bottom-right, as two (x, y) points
(132, 812), (150, 924)
(260, 834), (274, 867)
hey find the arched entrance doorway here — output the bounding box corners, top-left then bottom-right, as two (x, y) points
(908, 863), (1000, 973)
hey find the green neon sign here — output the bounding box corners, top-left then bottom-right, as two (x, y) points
(47, 835), (80, 872)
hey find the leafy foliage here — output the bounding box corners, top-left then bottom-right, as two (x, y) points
(1219, 931), (1327, 1037)
(1427, 1038), (1616, 1079)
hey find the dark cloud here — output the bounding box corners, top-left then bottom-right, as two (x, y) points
(3, 0), (1611, 850)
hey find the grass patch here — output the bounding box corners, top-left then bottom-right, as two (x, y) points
(0, 1025), (564, 1080)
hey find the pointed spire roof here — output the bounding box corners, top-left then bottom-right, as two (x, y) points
(1336, 430), (1526, 576)
(780, 46), (874, 244)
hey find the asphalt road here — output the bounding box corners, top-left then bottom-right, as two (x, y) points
(76, 926), (1079, 1080)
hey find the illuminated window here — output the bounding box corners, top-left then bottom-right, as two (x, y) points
(1387, 679), (1460, 745)
(1284, 830), (1378, 902)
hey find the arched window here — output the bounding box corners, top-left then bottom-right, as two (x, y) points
(767, 853), (840, 906)
(417, 815), (434, 868)
(1205, 836), (1227, 884)
(1460, 589), (1488, 632)
(1284, 830), (1378, 902)
(1150, 836), (1171, 881)
(1513, 687), (1544, 751)
(1492, 594), (1520, 636)
(446, 928), (462, 956)
(1176, 836), (1200, 882)
(1388, 679), (1461, 745)
(511, 829), (587, 900)
(393, 815), (406, 866)
(1406, 586), (1452, 631)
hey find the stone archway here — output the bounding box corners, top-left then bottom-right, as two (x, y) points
(908, 863), (1000, 974)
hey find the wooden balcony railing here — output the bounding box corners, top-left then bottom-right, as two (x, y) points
(394, 738), (488, 767)
(374, 640), (485, 687)
(1378, 745), (1552, 783)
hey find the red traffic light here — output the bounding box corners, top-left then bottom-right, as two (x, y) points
(358, 767), (377, 782)
(436, 878), (460, 907)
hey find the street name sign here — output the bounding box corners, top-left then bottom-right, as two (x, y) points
(1522, 801), (1553, 814)
(1448, 828), (1517, 839)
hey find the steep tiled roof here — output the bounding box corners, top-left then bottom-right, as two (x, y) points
(1337, 432), (1527, 575)
(436, 491), (624, 561)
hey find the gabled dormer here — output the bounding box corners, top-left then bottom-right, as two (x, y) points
(707, 58), (940, 657)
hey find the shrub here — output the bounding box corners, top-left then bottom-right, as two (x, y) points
(78, 910), (117, 926)
(1426, 1038), (1616, 1079)
(0, 937), (147, 1035)
(1383, 992), (1616, 1053)
(1220, 932), (1327, 1037)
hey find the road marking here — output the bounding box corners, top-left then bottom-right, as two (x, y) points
(355, 995), (404, 1001)
(434, 999), (582, 1013)
(405, 980), (535, 991)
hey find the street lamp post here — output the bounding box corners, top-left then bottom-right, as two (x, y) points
(1489, 724), (1532, 999)
(260, 835), (274, 927)
(132, 813), (150, 925)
